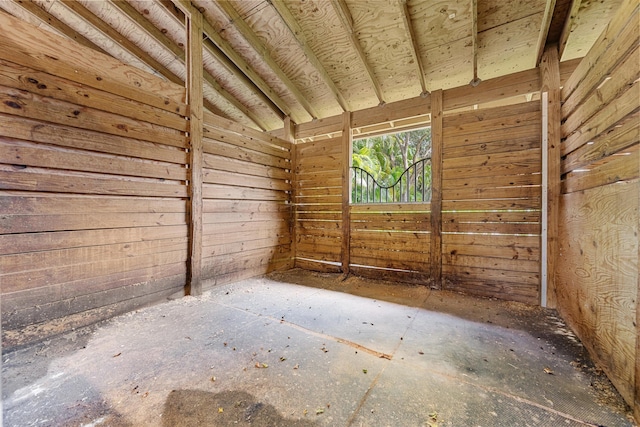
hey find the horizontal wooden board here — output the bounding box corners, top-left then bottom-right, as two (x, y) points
(443, 149), (541, 179)
(203, 169), (290, 191)
(0, 225), (187, 256)
(295, 138), (342, 158)
(0, 192), (186, 215)
(204, 228), (290, 246)
(442, 221), (540, 235)
(203, 184), (289, 201)
(443, 277), (538, 304)
(203, 154), (290, 180)
(444, 124), (541, 149)
(562, 147), (640, 193)
(203, 199), (289, 214)
(204, 210), (290, 224)
(0, 138), (186, 180)
(294, 258), (342, 273)
(203, 123), (291, 159)
(203, 236), (291, 257)
(443, 242), (539, 261)
(443, 198), (541, 211)
(443, 101), (539, 128)
(1, 211), (187, 234)
(0, 166), (187, 197)
(0, 58), (187, 131)
(444, 173), (541, 190)
(444, 185), (540, 201)
(0, 114), (188, 164)
(3, 249), (188, 294)
(0, 85), (186, 148)
(444, 111), (540, 139)
(204, 111), (291, 150)
(349, 265), (431, 285)
(443, 253), (539, 273)
(203, 138), (290, 169)
(0, 12), (187, 112)
(443, 211), (541, 223)
(1, 237), (187, 274)
(561, 111), (639, 174)
(443, 264), (540, 286)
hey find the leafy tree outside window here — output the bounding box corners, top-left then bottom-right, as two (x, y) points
(351, 127), (432, 203)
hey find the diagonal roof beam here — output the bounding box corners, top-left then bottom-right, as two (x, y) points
(558, 0), (581, 60)
(398, 0), (428, 95)
(213, 0), (319, 121)
(270, 0), (349, 112)
(163, 0), (290, 121)
(12, 0), (109, 55)
(109, 0), (269, 130)
(331, 0), (385, 105)
(535, 0), (558, 65)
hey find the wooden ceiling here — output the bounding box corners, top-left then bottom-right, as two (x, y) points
(0, 0), (622, 132)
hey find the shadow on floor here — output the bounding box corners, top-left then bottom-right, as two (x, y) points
(162, 389), (318, 427)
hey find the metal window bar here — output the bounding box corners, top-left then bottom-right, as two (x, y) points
(351, 158), (431, 204)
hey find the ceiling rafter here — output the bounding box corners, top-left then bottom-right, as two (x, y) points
(214, 0), (320, 121)
(270, 0), (349, 112)
(558, 0), (581, 60)
(60, 0), (236, 123)
(12, 0), (108, 55)
(536, 0), (558, 65)
(330, 0), (385, 105)
(109, 0), (268, 130)
(164, 0), (292, 122)
(397, 0), (428, 95)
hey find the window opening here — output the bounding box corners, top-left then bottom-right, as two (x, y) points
(351, 127), (432, 203)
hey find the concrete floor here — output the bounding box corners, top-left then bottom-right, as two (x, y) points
(2, 269), (634, 426)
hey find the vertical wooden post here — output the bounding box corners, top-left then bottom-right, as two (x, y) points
(540, 44), (561, 308)
(185, 5), (203, 296)
(430, 89), (443, 288)
(341, 111), (352, 276)
(284, 116), (297, 269)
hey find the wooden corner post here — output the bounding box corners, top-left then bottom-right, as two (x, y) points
(540, 44), (561, 308)
(430, 89), (443, 287)
(341, 111), (352, 276)
(284, 116), (297, 269)
(183, 2), (204, 296)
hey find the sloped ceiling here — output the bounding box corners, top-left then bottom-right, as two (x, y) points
(0, 0), (622, 131)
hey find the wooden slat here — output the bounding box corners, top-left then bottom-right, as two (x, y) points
(203, 122), (291, 159)
(0, 59), (187, 131)
(562, 147), (640, 193)
(444, 173), (541, 190)
(0, 114), (187, 164)
(443, 221), (540, 235)
(443, 198), (541, 211)
(0, 224), (187, 256)
(203, 154), (290, 180)
(0, 138), (186, 181)
(445, 124), (541, 149)
(443, 148), (541, 179)
(443, 100), (540, 128)
(0, 11), (187, 112)
(0, 166), (187, 197)
(443, 276), (538, 304)
(203, 199), (289, 213)
(203, 184), (288, 201)
(443, 242), (539, 261)
(203, 169), (290, 191)
(443, 185), (540, 201)
(0, 85), (186, 148)
(443, 264), (540, 286)
(203, 138), (289, 169)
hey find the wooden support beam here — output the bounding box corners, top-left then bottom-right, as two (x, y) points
(215, 1), (319, 121)
(536, 0), (558, 65)
(184, 2), (204, 296)
(283, 116), (297, 268)
(111, 0), (265, 130)
(271, 0), (349, 112)
(540, 44), (561, 308)
(470, 0), (480, 86)
(429, 89), (443, 287)
(398, 0), (428, 95)
(341, 111), (352, 275)
(12, 0), (109, 55)
(331, 0), (385, 105)
(558, 0), (582, 60)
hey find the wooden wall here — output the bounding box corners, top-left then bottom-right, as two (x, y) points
(441, 101), (542, 304)
(0, 15), (189, 348)
(294, 137), (343, 272)
(555, 0), (639, 415)
(350, 203), (431, 283)
(201, 112), (293, 285)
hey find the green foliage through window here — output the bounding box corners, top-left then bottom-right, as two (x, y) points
(351, 127), (432, 203)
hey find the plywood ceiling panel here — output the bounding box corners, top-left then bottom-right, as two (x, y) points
(1, 0), (615, 130)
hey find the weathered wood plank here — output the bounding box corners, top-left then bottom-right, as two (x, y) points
(0, 11), (187, 111)
(0, 114), (187, 164)
(0, 138), (186, 181)
(430, 89), (443, 285)
(0, 85), (186, 147)
(562, 147), (640, 193)
(203, 169), (290, 192)
(0, 58), (187, 131)
(203, 138), (290, 169)
(203, 154), (290, 180)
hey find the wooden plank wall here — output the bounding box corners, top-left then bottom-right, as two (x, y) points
(555, 0), (639, 414)
(294, 137), (343, 272)
(350, 204), (431, 283)
(441, 101), (542, 304)
(201, 112), (293, 286)
(0, 14), (189, 349)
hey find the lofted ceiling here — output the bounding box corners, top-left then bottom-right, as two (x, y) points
(0, 0), (622, 132)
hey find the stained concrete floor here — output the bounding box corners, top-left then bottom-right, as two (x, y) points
(2, 269), (634, 426)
